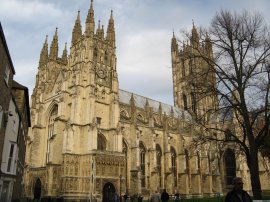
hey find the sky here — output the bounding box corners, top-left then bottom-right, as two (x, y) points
(1, 0), (270, 105)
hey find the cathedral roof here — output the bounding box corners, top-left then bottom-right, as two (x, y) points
(119, 89), (191, 120)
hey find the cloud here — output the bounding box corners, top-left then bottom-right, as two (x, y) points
(0, 0), (67, 24)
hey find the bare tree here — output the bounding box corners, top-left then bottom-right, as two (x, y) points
(181, 10), (270, 199)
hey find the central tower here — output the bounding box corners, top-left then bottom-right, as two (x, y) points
(24, 1), (125, 200)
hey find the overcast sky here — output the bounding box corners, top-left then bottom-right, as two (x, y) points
(1, 0), (270, 105)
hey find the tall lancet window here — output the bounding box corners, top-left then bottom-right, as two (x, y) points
(93, 47), (98, 60)
(182, 59), (185, 77)
(139, 142), (146, 188)
(191, 93), (196, 112)
(156, 144), (162, 187)
(224, 149), (236, 185)
(97, 133), (106, 151)
(122, 140), (128, 189)
(183, 94), (188, 110)
(171, 147), (177, 186)
(47, 105), (58, 163)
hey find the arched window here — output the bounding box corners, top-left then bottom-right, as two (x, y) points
(123, 140), (128, 189)
(104, 51), (108, 64)
(185, 149), (190, 174)
(183, 94), (188, 110)
(224, 149), (236, 185)
(182, 59), (185, 77)
(189, 59), (193, 75)
(139, 142), (146, 188)
(225, 129), (234, 141)
(47, 105), (58, 163)
(93, 47), (98, 60)
(97, 133), (106, 151)
(171, 147), (177, 186)
(191, 93), (196, 112)
(156, 144), (162, 187)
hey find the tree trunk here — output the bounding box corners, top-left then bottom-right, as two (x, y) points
(247, 148), (262, 199)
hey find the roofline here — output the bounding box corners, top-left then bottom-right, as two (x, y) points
(12, 80), (31, 127)
(0, 22), (15, 74)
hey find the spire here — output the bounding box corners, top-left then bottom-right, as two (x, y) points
(130, 93), (135, 106)
(158, 102), (162, 114)
(106, 10), (115, 46)
(204, 32), (212, 54)
(85, 0), (95, 36)
(72, 11), (82, 45)
(49, 28), (59, 60)
(62, 42), (68, 65)
(39, 35), (49, 68)
(191, 22), (199, 48)
(96, 20), (101, 37)
(171, 31), (178, 52)
(101, 25), (104, 38)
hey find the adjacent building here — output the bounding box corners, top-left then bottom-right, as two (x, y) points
(0, 23), (31, 202)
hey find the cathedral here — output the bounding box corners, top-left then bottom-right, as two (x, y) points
(23, 1), (270, 201)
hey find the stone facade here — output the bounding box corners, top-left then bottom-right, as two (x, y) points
(23, 1), (270, 201)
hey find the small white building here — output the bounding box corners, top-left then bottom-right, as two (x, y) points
(0, 97), (20, 202)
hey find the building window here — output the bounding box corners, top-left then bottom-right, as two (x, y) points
(191, 93), (196, 112)
(182, 60), (185, 77)
(183, 94), (187, 110)
(93, 47), (98, 60)
(156, 144), (162, 187)
(139, 142), (146, 188)
(7, 142), (17, 173)
(224, 149), (236, 185)
(171, 147), (177, 186)
(4, 64), (10, 85)
(97, 133), (106, 151)
(47, 105), (58, 163)
(0, 105), (3, 128)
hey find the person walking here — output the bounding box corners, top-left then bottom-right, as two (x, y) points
(151, 190), (161, 202)
(225, 177), (252, 202)
(161, 189), (169, 202)
(138, 193), (143, 202)
(173, 192), (181, 202)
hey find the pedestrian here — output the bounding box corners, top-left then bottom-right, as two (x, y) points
(173, 192), (181, 202)
(114, 193), (119, 202)
(225, 177), (252, 202)
(123, 193), (128, 202)
(161, 189), (169, 202)
(151, 190), (161, 202)
(130, 194), (135, 202)
(138, 193), (143, 202)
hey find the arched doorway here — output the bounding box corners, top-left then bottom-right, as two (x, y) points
(33, 178), (42, 199)
(103, 182), (116, 202)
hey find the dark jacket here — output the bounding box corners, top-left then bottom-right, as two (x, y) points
(225, 189), (252, 202)
(161, 192), (169, 202)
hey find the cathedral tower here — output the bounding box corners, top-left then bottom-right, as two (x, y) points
(171, 24), (217, 120)
(25, 1), (124, 200)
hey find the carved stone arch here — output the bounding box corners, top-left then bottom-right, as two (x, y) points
(46, 101), (59, 120)
(97, 133), (107, 151)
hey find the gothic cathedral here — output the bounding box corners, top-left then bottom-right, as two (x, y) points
(24, 1), (270, 201)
